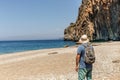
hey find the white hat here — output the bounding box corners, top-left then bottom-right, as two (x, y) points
(77, 34), (89, 44)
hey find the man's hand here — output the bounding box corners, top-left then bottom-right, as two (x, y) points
(75, 66), (79, 72)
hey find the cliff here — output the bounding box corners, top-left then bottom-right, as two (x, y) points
(64, 0), (120, 41)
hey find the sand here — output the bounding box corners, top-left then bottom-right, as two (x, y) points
(0, 41), (120, 80)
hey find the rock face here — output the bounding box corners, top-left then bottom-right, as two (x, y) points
(64, 0), (120, 41)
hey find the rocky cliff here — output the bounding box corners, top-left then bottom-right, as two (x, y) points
(64, 0), (120, 41)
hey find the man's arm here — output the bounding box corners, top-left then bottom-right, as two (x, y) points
(75, 54), (80, 72)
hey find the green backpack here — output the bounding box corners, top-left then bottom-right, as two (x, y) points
(82, 43), (95, 64)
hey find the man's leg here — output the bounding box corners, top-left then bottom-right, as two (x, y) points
(78, 68), (87, 80)
(86, 68), (92, 80)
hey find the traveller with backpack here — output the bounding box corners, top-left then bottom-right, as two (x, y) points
(75, 34), (95, 80)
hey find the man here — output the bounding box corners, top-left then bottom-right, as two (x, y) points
(75, 34), (95, 80)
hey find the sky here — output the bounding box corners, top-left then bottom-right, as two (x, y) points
(0, 0), (82, 40)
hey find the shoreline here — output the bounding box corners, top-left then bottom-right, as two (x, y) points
(0, 40), (118, 55)
(0, 39), (75, 54)
(0, 41), (120, 80)
(0, 47), (73, 64)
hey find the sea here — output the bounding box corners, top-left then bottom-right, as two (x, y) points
(0, 40), (75, 54)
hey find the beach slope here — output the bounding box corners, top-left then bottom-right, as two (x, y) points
(0, 42), (120, 80)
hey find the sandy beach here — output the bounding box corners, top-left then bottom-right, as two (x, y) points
(0, 41), (120, 80)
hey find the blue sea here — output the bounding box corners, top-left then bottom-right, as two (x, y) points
(0, 40), (75, 54)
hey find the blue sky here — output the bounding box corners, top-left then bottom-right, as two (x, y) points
(0, 0), (81, 40)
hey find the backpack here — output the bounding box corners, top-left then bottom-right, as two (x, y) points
(82, 43), (95, 64)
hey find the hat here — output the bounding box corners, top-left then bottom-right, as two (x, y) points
(76, 34), (89, 44)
